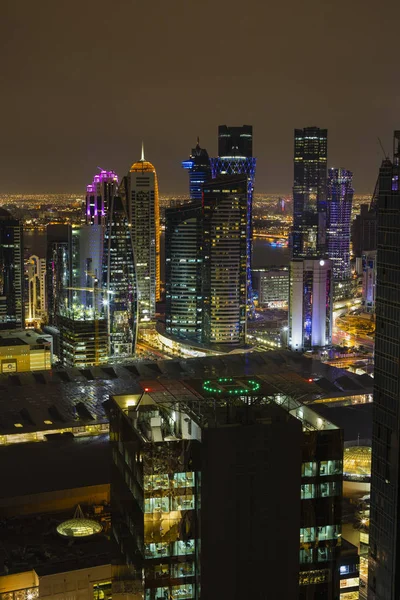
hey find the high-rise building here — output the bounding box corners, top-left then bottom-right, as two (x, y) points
(102, 195), (137, 358)
(289, 258), (333, 351)
(85, 169), (118, 225)
(326, 168), (354, 298)
(0, 208), (24, 330)
(165, 200), (203, 340)
(210, 125), (256, 316)
(25, 255), (46, 323)
(202, 175), (248, 345)
(292, 127), (328, 259)
(352, 174), (379, 258)
(125, 145), (160, 323)
(72, 224), (104, 309)
(181, 138), (211, 200)
(46, 224), (72, 326)
(110, 373), (343, 600)
(252, 268), (289, 308)
(368, 132), (400, 600)
(58, 310), (108, 368)
(362, 250), (377, 312)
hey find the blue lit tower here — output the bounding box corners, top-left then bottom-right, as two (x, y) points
(182, 138), (211, 200)
(326, 168), (354, 297)
(210, 125), (256, 317)
(102, 195), (137, 358)
(292, 127), (328, 258)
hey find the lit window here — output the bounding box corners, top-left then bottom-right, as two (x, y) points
(14, 423), (23, 428)
(44, 420), (53, 425)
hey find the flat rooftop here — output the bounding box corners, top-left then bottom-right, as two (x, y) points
(0, 351), (373, 436)
(0, 505), (111, 577)
(0, 434), (110, 499)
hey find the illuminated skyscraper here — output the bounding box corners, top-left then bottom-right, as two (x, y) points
(210, 125), (256, 316)
(292, 127), (328, 258)
(102, 195), (137, 358)
(126, 145), (160, 323)
(0, 208), (24, 330)
(326, 168), (354, 298)
(26, 255), (46, 322)
(165, 200), (203, 339)
(181, 138), (211, 200)
(46, 224), (72, 326)
(369, 132), (400, 600)
(202, 174), (247, 345)
(85, 169), (118, 225)
(289, 258), (333, 351)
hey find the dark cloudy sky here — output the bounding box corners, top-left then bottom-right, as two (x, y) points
(1, 0), (399, 195)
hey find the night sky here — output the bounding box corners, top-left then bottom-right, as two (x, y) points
(2, 0), (400, 195)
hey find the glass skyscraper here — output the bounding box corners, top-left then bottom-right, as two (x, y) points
(85, 169), (119, 225)
(0, 208), (24, 330)
(125, 146), (160, 323)
(102, 195), (137, 358)
(368, 132), (400, 600)
(326, 168), (354, 297)
(165, 200), (203, 340)
(46, 224), (72, 326)
(292, 127), (328, 258)
(210, 125), (256, 317)
(202, 174), (247, 345)
(181, 138), (211, 200)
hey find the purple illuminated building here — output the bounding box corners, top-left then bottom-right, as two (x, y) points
(326, 168), (353, 297)
(85, 169), (119, 225)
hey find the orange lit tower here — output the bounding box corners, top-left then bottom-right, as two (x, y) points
(128, 144), (160, 323)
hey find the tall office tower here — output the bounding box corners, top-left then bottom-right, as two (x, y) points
(202, 175), (248, 345)
(125, 146), (160, 323)
(362, 250), (377, 312)
(165, 200), (203, 340)
(289, 258), (333, 351)
(85, 169), (118, 225)
(72, 224), (104, 309)
(368, 132), (400, 600)
(110, 374), (343, 600)
(292, 127), (328, 258)
(326, 168), (354, 298)
(210, 125), (256, 316)
(181, 138), (212, 199)
(0, 208), (24, 330)
(46, 224), (72, 326)
(352, 174), (379, 258)
(26, 255), (46, 322)
(103, 195), (137, 358)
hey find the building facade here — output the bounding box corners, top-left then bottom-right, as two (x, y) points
(126, 147), (160, 323)
(362, 250), (377, 313)
(252, 268), (289, 308)
(165, 201), (203, 340)
(292, 127), (328, 259)
(327, 168), (354, 298)
(210, 125), (256, 316)
(25, 255), (46, 323)
(110, 375), (343, 600)
(46, 224), (72, 326)
(85, 169), (118, 225)
(202, 175), (248, 345)
(289, 258), (333, 351)
(181, 138), (211, 200)
(102, 195), (137, 358)
(368, 132), (400, 600)
(0, 208), (24, 330)
(58, 312), (108, 368)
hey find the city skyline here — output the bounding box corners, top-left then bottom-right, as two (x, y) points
(2, 0), (400, 196)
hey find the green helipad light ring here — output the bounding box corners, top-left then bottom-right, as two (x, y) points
(202, 377), (261, 395)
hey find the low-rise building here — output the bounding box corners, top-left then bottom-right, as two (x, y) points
(0, 329), (52, 373)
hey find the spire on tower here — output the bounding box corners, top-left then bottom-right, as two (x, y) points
(141, 142), (145, 162)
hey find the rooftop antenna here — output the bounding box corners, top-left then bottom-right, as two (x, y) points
(140, 141), (145, 162)
(97, 166), (104, 171)
(377, 137), (388, 159)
